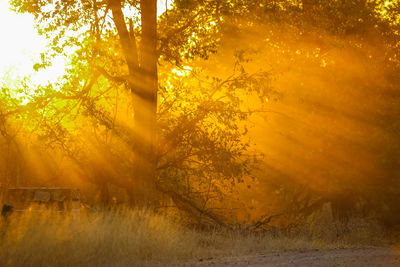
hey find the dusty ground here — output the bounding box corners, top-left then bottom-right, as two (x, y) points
(188, 247), (400, 267)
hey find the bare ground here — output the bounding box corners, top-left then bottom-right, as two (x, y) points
(187, 247), (400, 267)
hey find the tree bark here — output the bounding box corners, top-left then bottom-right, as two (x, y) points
(109, 0), (158, 206)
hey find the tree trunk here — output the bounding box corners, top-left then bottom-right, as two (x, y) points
(133, 0), (158, 206)
(330, 194), (357, 224)
(99, 181), (110, 207)
(110, 0), (158, 206)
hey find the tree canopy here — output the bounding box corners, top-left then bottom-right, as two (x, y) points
(1, 0), (400, 227)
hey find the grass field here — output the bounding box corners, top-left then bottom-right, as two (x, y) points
(0, 209), (394, 266)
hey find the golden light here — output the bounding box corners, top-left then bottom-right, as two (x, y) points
(0, 0), (172, 90)
(171, 66), (192, 76)
(0, 1), (66, 88)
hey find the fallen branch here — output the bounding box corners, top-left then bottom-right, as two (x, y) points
(156, 183), (232, 229)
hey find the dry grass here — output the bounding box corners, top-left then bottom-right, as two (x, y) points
(0, 208), (390, 267)
(301, 204), (388, 247)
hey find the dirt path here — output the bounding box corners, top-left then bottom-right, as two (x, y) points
(190, 247), (400, 267)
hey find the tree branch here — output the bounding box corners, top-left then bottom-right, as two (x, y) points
(96, 66), (128, 84)
(158, 10), (203, 56)
(108, 0), (139, 75)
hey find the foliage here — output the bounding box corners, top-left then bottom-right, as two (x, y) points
(3, 0), (400, 227)
(0, 1), (268, 224)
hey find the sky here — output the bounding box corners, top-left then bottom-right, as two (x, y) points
(0, 0), (171, 88)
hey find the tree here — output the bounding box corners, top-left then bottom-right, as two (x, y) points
(10, 0), (400, 228)
(11, 0), (164, 205)
(7, 1), (271, 222)
(221, 0), (400, 226)
(9, 0), (270, 206)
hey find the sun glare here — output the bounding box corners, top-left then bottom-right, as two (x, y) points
(0, 0), (171, 91)
(0, 1), (66, 89)
(171, 66), (192, 76)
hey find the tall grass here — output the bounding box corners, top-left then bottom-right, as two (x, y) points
(0, 208), (390, 267)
